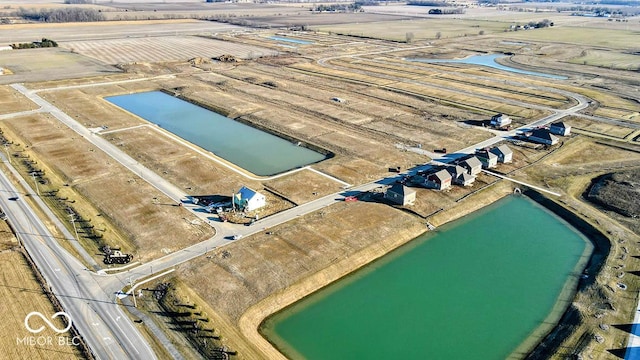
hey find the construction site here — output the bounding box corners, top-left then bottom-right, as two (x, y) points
(0, 2), (639, 359)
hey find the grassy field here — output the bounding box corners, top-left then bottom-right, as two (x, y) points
(0, 48), (119, 85)
(0, 112), (214, 263)
(0, 85), (38, 114)
(504, 26), (640, 50)
(313, 18), (513, 42)
(0, 221), (84, 360)
(565, 116), (636, 140)
(569, 49), (640, 71)
(61, 36), (279, 65)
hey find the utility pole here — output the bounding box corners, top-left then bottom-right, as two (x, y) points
(30, 172), (40, 196)
(69, 214), (79, 241)
(129, 277), (137, 308)
(4, 143), (10, 164)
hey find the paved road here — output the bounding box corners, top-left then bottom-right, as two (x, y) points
(0, 162), (156, 360)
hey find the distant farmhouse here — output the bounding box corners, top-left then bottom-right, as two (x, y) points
(490, 113), (511, 128)
(385, 184), (416, 206)
(490, 144), (513, 163)
(527, 128), (559, 145)
(233, 186), (266, 211)
(549, 122), (571, 136)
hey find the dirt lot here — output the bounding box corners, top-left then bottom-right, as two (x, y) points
(0, 220), (84, 360)
(0, 48), (119, 85)
(0, 113), (214, 263)
(0, 85), (38, 114)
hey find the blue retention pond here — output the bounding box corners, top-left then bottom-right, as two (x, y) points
(407, 54), (567, 80)
(106, 91), (327, 176)
(269, 36), (313, 45)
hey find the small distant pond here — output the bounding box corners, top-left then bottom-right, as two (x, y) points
(261, 195), (591, 359)
(269, 36), (313, 45)
(501, 41), (530, 46)
(106, 91), (326, 176)
(407, 54), (567, 80)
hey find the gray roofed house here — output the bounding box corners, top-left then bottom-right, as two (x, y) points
(425, 169), (452, 190)
(448, 166), (475, 186)
(476, 149), (498, 169)
(385, 183), (416, 206)
(549, 121), (571, 136)
(528, 129), (559, 145)
(490, 144), (513, 163)
(457, 172), (475, 186)
(460, 156), (483, 175)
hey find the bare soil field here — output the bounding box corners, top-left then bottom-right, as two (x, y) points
(0, 48), (119, 85)
(0, 221), (83, 360)
(0, 85), (38, 114)
(565, 116), (636, 140)
(0, 19), (242, 43)
(62, 36), (279, 65)
(0, 113), (214, 262)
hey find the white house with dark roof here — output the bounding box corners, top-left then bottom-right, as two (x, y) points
(549, 122), (571, 136)
(460, 156), (483, 176)
(233, 186), (266, 211)
(490, 144), (513, 163)
(385, 183), (416, 206)
(476, 149), (498, 169)
(490, 113), (511, 128)
(528, 129), (559, 145)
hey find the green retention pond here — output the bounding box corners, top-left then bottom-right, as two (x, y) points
(261, 195), (593, 359)
(105, 91), (327, 176)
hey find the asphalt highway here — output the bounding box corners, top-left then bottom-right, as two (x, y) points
(0, 165), (156, 359)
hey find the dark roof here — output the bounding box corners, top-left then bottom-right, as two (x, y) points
(530, 129), (559, 142)
(447, 165), (467, 176)
(476, 149), (497, 160)
(388, 183), (416, 196)
(550, 121), (568, 129)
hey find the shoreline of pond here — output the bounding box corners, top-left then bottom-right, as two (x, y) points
(238, 182), (610, 359)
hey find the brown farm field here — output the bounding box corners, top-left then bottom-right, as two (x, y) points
(0, 221), (84, 360)
(0, 112), (214, 263)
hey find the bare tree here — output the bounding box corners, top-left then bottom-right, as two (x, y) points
(405, 32), (415, 43)
(435, 31), (442, 39)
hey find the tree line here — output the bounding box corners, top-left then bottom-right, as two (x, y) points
(10, 38), (58, 49)
(13, 7), (104, 22)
